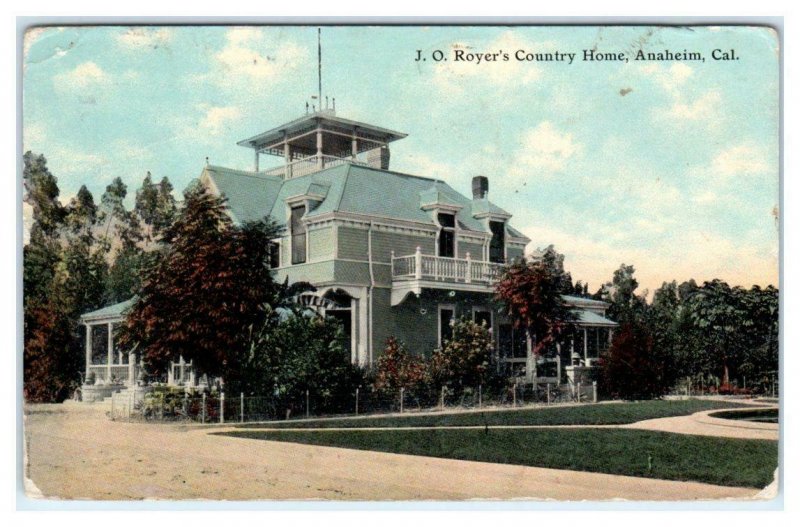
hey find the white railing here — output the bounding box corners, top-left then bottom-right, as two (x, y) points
(260, 155), (368, 179)
(87, 364), (130, 384)
(391, 248), (504, 285)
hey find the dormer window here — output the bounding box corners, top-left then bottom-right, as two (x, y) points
(290, 205), (307, 264)
(437, 212), (456, 258)
(489, 220), (505, 263)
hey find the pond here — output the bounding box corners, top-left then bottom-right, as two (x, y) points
(711, 408), (778, 424)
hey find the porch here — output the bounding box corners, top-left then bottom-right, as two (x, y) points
(79, 298), (202, 401)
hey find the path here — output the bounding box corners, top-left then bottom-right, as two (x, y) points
(22, 402), (772, 502)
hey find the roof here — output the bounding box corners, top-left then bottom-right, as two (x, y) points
(236, 111), (407, 151)
(202, 162), (532, 242)
(574, 309), (617, 327)
(80, 297), (136, 323)
(563, 295), (611, 309)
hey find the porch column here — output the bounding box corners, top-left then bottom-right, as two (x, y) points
(127, 352), (136, 387)
(107, 322), (114, 382)
(351, 133), (358, 159)
(284, 135), (292, 178)
(85, 323), (92, 384)
(254, 149), (259, 172)
(583, 327), (588, 362)
(316, 129), (323, 168)
(179, 355), (185, 384)
(608, 328), (614, 344)
(414, 246), (422, 280)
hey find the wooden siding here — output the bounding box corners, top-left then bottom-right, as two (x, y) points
(309, 227), (334, 261)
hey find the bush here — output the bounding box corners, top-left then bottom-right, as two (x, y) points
(373, 337), (427, 394)
(597, 323), (671, 400)
(429, 318), (494, 395)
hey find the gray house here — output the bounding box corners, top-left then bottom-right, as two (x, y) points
(79, 108), (615, 398)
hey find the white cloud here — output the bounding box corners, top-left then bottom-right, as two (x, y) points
(402, 153), (456, 181)
(710, 143), (771, 178)
(53, 61), (109, 90)
(656, 90), (722, 122)
(507, 122), (581, 181)
(198, 105), (243, 136)
(212, 28), (307, 83)
(116, 28), (174, 50)
(640, 62), (693, 95)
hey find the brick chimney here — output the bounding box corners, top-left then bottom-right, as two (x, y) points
(472, 175), (489, 199)
(367, 145), (391, 170)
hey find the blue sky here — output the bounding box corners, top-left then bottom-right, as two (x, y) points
(22, 25), (779, 294)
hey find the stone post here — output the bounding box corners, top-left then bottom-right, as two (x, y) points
(106, 322), (113, 383)
(85, 324), (92, 384)
(465, 252), (472, 283)
(127, 352), (136, 387)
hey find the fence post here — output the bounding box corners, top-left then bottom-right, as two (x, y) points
(547, 383), (551, 404)
(592, 381), (598, 403)
(306, 389), (310, 418)
(220, 392), (225, 424)
(201, 392), (206, 424)
(577, 382), (581, 403)
(400, 387), (404, 414)
(440, 386), (445, 411)
(240, 392), (244, 423)
(478, 384), (482, 409)
(513, 381), (517, 407)
(355, 387), (359, 416)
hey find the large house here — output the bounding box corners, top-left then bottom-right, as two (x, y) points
(79, 107), (616, 399)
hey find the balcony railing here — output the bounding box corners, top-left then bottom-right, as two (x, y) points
(260, 155), (368, 179)
(391, 248), (505, 285)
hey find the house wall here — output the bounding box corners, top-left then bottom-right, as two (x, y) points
(337, 227), (369, 260)
(458, 241), (485, 259)
(309, 227), (334, 261)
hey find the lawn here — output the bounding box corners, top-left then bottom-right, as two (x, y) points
(219, 428), (778, 489)
(234, 399), (752, 429)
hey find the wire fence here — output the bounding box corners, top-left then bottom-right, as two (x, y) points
(108, 381), (599, 423)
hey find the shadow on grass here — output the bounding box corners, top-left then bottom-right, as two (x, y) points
(217, 427), (777, 489)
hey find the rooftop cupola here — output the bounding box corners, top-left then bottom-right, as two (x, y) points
(236, 108), (407, 179)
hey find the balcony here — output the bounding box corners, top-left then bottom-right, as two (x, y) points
(390, 248), (505, 305)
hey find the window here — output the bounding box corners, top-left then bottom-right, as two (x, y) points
(437, 212), (455, 258)
(498, 323), (527, 359)
(473, 308), (492, 330)
(438, 305), (455, 347)
(290, 205), (306, 264)
(268, 241), (280, 269)
(489, 220), (505, 263)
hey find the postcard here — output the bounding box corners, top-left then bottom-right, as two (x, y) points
(20, 23), (780, 505)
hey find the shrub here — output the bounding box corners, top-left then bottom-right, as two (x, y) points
(597, 323), (671, 400)
(429, 318), (494, 394)
(373, 337), (427, 394)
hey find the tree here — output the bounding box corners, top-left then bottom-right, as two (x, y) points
(597, 323), (671, 400)
(683, 280), (748, 386)
(601, 264), (648, 326)
(23, 153), (108, 401)
(23, 151), (64, 237)
(429, 318), (494, 392)
(118, 184), (281, 387)
(494, 247), (576, 357)
(245, 311), (364, 414)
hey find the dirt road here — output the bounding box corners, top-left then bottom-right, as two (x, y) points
(22, 402), (768, 502)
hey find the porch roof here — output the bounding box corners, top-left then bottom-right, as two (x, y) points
(574, 309), (617, 327)
(80, 297), (136, 324)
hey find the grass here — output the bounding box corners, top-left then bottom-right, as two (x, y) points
(219, 428), (778, 489)
(233, 399), (752, 429)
